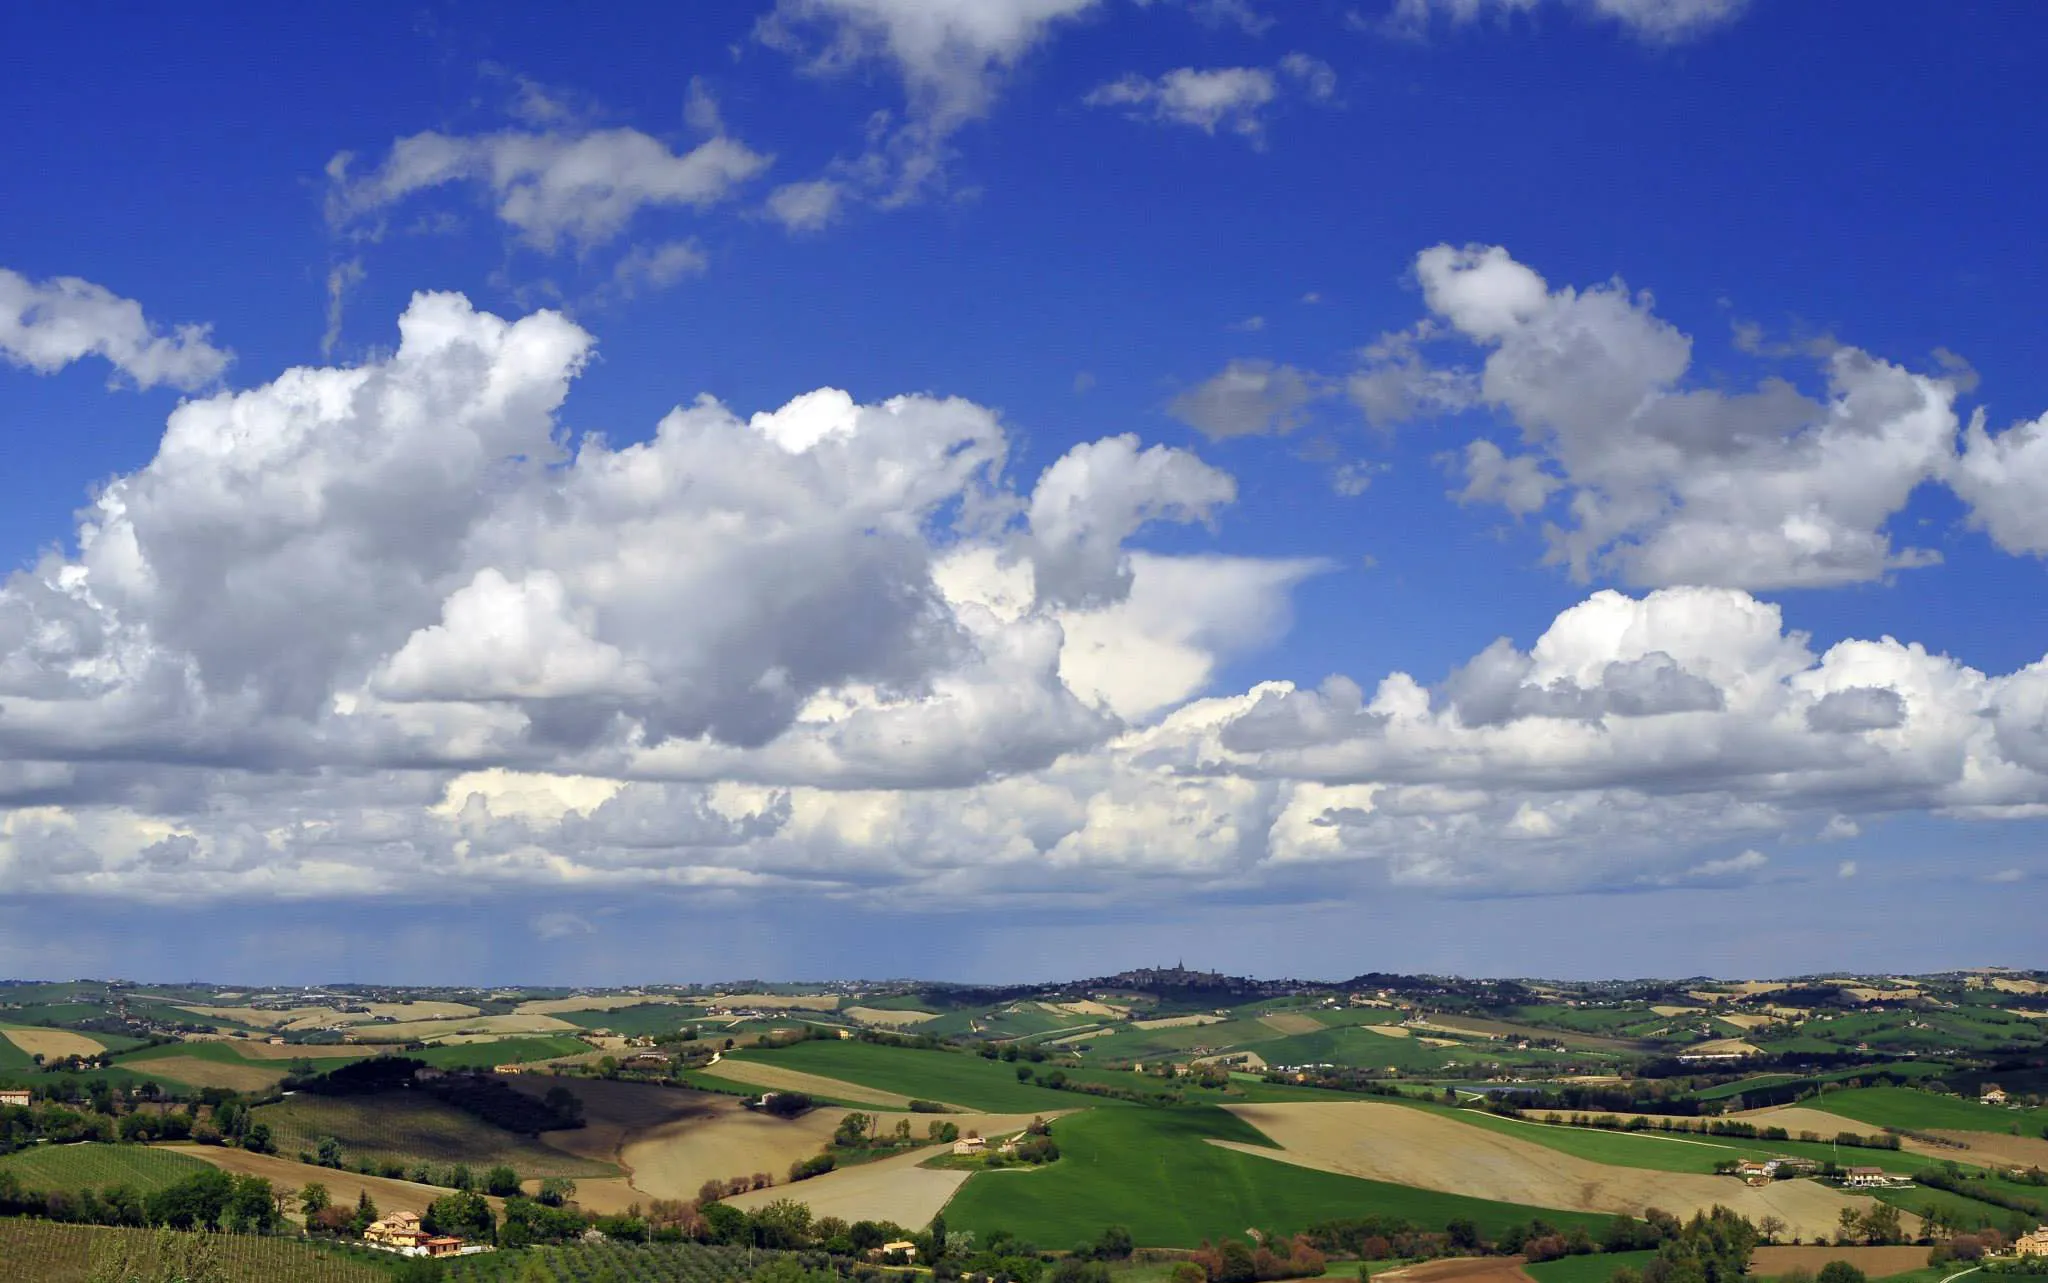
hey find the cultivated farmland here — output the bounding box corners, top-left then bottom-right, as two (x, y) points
(0, 1026), (105, 1059)
(0, 1142), (211, 1194)
(721, 1041), (1080, 1112)
(0, 1219), (384, 1283)
(254, 1090), (617, 1178)
(1220, 1102), (1889, 1241)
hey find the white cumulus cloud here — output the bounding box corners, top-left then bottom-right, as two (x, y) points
(0, 269), (231, 391)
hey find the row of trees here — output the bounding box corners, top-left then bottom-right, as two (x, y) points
(0, 1167), (282, 1235)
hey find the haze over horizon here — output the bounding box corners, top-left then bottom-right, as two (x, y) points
(3, 1), (2046, 984)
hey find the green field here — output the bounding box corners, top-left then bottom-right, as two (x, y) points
(1870, 1183), (2028, 1233)
(1447, 1110), (1918, 1174)
(728, 1040), (1085, 1112)
(253, 1091), (616, 1178)
(0, 1218), (386, 1283)
(553, 1004), (701, 1037)
(0, 1035), (33, 1075)
(411, 1035), (592, 1069)
(0, 1142), (213, 1194)
(1803, 1086), (2043, 1133)
(941, 1104), (1607, 1248)
(442, 1242), (792, 1283)
(1524, 1250), (1657, 1283)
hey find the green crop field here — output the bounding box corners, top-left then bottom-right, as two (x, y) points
(553, 1003), (700, 1037)
(0, 1035), (33, 1074)
(1803, 1086), (2042, 1133)
(941, 1104), (1607, 1248)
(729, 1040), (1085, 1112)
(1524, 1250), (1656, 1283)
(0, 1142), (213, 1194)
(412, 1035), (592, 1069)
(1870, 1184), (2025, 1234)
(254, 1091), (616, 1178)
(0, 1219), (386, 1283)
(1445, 1110), (1917, 1174)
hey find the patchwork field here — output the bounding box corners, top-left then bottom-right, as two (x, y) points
(1219, 1102), (1889, 1241)
(1259, 1012), (1327, 1036)
(943, 1105), (1606, 1248)
(0, 1142), (212, 1194)
(514, 995), (683, 1016)
(1131, 1014), (1224, 1030)
(1787, 1085), (2042, 1133)
(720, 1041), (1080, 1113)
(353, 1012), (582, 1041)
(0, 1026), (105, 1059)
(253, 1091), (616, 1178)
(1748, 1247), (1937, 1276)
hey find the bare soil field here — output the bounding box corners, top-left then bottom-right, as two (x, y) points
(514, 995), (682, 1016)
(130, 1056), (284, 1093)
(1749, 1247), (1932, 1277)
(1363, 1024), (1412, 1038)
(1219, 1103), (1892, 1242)
(1377, 1257), (1533, 1283)
(1132, 1015), (1224, 1030)
(846, 1007), (940, 1028)
(209, 1041), (379, 1062)
(695, 1059), (919, 1108)
(1730, 1106), (1897, 1145)
(714, 994), (841, 1011)
(1713, 1014), (1779, 1030)
(1050, 1000), (1128, 1018)
(1689, 1038), (1762, 1056)
(164, 1146), (485, 1220)
(623, 1102), (847, 1199)
(727, 1142), (970, 1226)
(1259, 1013), (1326, 1036)
(1, 1027), (105, 1059)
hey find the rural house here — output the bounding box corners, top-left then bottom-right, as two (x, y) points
(2016, 1227), (2048, 1257)
(0, 1089), (31, 1107)
(953, 1135), (987, 1155)
(1733, 1161), (1772, 1186)
(1840, 1166), (1900, 1188)
(1980, 1085), (2009, 1105)
(878, 1241), (918, 1262)
(363, 1211), (428, 1251)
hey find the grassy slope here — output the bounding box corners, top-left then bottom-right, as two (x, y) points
(0, 1142), (213, 1194)
(412, 1036), (591, 1069)
(941, 1105), (1606, 1248)
(254, 1091), (616, 1178)
(1802, 1086), (2043, 1133)
(729, 1041), (1084, 1112)
(1524, 1251), (1657, 1283)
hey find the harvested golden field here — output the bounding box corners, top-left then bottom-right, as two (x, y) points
(622, 1100), (846, 1199)
(353, 1012), (580, 1041)
(1363, 1024), (1412, 1038)
(1132, 1014), (1224, 1030)
(1990, 977), (2048, 995)
(1749, 1247), (1933, 1276)
(164, 1146), (478, 1220)
(696, 1058), (917, 1108)
(1218, 1102), (1890, 1242)
(727, 1141), (969, 1226)
(1650, 1006), (1703, 1018)
(1687, 1038), (1761, 1056)
(1713, 1013), (1779, 1030)
(174, 1004), (331, 1028)
(1050, 1000), (1128, 1018)
(845, 1007), (940, 1028)
(130, 1056), (284, 1092)
(1258, 1012), (1325, 1036)
(1, 1027), (105, 1059)
(1731, 1106), (1891, 1144)
(714, 993), (841, 1011)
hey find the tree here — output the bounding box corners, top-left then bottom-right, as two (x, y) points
(1815, 1264), (1865, 1283)
(1757, 1217), (1785, 1245)
(538, 1176), (576, 1207)
(316, 1135), (343, 1168)
(242, 1121), (274, 1155)
(449, 1162), (473, 1191)
(1095, 1224), (1133, 1260)
(424, 1189), (496, 1243)
(484, 1165), (521, 1197)
(226, 1175), (278, 1234)
(299, 1182), (330, 1216)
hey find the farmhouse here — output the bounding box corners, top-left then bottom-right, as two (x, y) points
(1980, 1085), (2009, 1105)
(954, 1135), (987, 1155)
(2016, 1227), (2048, 1257)
(1840, 1166), (1902, 1188)
(0, 1089), (31, 1108)
(1733, 1161), (1773, 1185)
(878, 1241), (918, 1262)
(363, 1211), (427, 1250)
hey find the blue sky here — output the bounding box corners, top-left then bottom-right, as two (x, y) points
(2, 0), (2046, 985)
